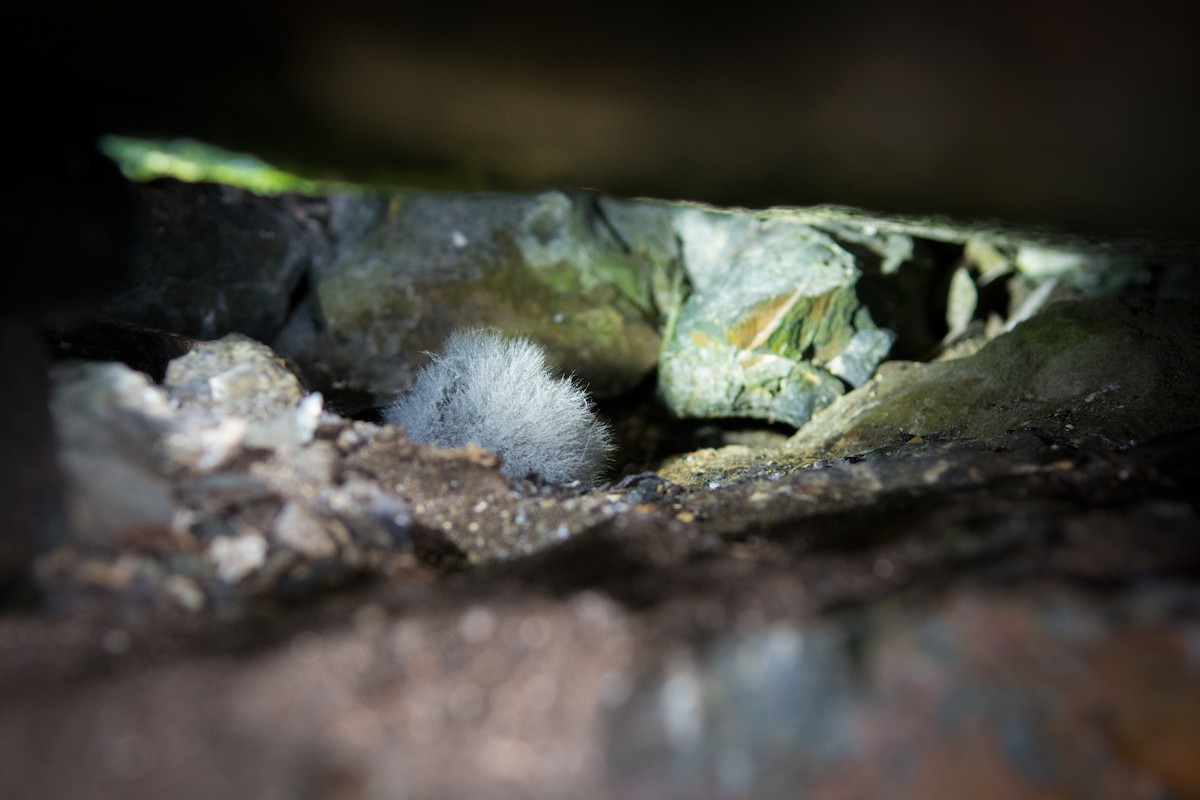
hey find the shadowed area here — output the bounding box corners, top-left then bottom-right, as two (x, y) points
(24, 0), (1200, 233)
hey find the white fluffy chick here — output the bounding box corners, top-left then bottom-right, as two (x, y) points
(385, 328), (614, 486)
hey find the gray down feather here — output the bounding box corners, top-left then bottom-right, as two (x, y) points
(385, 329), (614, 486)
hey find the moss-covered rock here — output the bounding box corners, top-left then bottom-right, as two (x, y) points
(788, 297), (1200, 459)
(291, 190), (665, 401)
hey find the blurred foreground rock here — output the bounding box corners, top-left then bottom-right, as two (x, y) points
(4, 279), (1200, 797)
(605, 586), (1200, 800)
(3, 421), (1199, 798)
(43, 335), (466, 611)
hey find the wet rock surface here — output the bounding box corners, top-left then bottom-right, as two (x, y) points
(6, 179), (1200, 799)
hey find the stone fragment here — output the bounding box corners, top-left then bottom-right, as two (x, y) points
(163, 333), (323, 452)
(207, 532), (268, 583)
(162, 574), (206, 611)
(162, 418), (247, 473)
(1016, 245), (1143, 296)
(164, 333), (307, 420)
(49, 361), (177, 543)
(659, 207), (894, 426)
(272, 502), (336, 559)
(43, 338), (466, 605)
(243, 392), (324, 451)
(944, 265), (977, 338)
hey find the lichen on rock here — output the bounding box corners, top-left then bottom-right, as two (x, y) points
(787, 297), (1200, 460)
(288, 189), (666, 404)
(658, 207), (895, 427)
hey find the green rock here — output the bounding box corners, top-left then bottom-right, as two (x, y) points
(659, 207), (895, 426)
(296, 190), (665, 400)
(788, 297), (1200, 459)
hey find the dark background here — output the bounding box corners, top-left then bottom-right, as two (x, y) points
(16, 1), (1200, 233)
